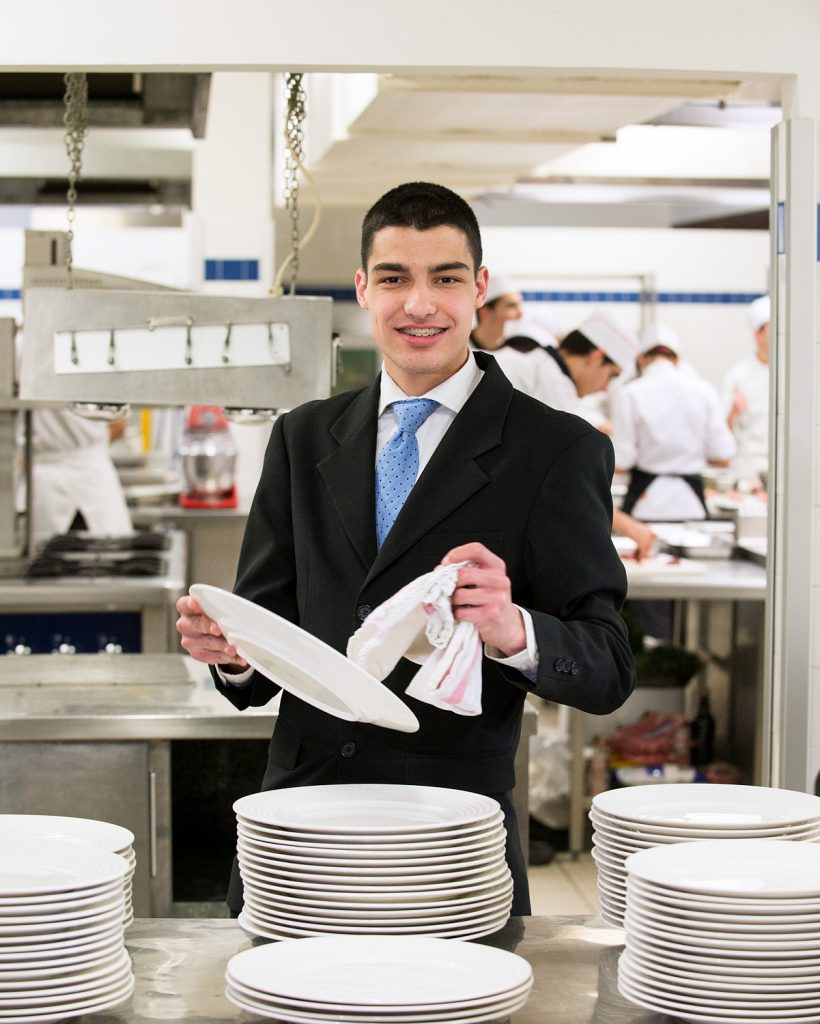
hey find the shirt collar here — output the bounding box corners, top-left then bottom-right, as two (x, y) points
(378, 353), (484, 416)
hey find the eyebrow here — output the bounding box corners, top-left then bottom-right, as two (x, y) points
(370, 261), (471, 274)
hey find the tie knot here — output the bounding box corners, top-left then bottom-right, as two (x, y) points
(392, 398), (439, 435)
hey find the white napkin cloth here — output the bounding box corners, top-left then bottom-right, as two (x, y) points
(346, 562), (483, 716)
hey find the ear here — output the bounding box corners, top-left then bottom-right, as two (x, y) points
(354, 269), (368, 309)
(474, 266), (489, 308)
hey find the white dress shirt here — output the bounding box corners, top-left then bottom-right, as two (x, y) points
(612, 359), (736, 521)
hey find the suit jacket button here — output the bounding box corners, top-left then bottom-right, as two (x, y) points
(356, 605), (372, 622)
(340, 741), (357, 758)
(570, 661), (579, 675)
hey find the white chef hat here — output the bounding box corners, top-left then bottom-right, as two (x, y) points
(576, 312), (640, 370)
(484, 274), (520, 305)
(639, 323), (682, 357)
(503, 307), (561, 348)
(747, 295), (770, 332)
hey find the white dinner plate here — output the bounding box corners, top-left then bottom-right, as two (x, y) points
(0, 958), (132, 1006)
(625, 839), (820, 898)
(235, 784), (501, 835)
(627, 876), (820, 914)
(227, 972), (531, 1012)
(625, 928), (820, 965)
(236, 839), (504, 869)
(0, 816), (134, 853)
(190, 584), (419, 732)
(241, 886), (513, 920)
(621, 951), (820, 993)
(629, 893), (820, 927)
(0, 976), (134, 1022)
(618, 974), (820, 1021)
(0, 838), (128, 897)
(623, 944), (820, 979)
(239, 860), (507, 888)
(225, 982), (529, 1024)
(226, 933), (532, 1004)
(593, 784), (820, 829)
(624, 909), (820, 948)
(619, 961), (820, 1012)
(239, 906), (512, 938)
(591, 812), (820, 843)
(225, 980), (529, 1023)
(238, 910), (511, 943)
(242, 895), (512, 930)
(240, 866), (511, 901)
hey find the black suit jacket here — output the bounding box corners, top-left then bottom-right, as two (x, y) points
(213, 352), (635, 911)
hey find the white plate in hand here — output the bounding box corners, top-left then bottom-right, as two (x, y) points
(190, 584), (418, 733)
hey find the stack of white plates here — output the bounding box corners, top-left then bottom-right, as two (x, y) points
(0, 836), (134, 1023)
(618, 839), (820, 1023)
(590, 784), (820, 926)
(0, 815), (136, 927)
(225, 934), (533, 1023)
(234, 784), (513, 940)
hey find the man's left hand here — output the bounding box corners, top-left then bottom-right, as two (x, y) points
(440, 542), (526, 657)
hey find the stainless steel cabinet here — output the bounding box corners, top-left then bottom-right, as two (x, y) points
(0, 740), (172, 916)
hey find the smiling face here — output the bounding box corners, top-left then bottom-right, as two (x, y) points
(355, 225), (489, 396)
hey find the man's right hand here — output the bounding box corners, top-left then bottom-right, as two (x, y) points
(175, 593), (249, 669)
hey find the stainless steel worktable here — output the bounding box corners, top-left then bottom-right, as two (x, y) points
(91, 916), (655, 1023)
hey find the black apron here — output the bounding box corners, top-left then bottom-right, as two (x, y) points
(621, 468), (708, 518)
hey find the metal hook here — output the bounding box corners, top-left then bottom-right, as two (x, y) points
(221, 323), (232, 364)
(107, 328), (116, 367)
(185, 323), (193, 366)
(70, 331), (79, 366)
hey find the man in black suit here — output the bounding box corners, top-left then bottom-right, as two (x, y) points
(176, 181), (635, 915)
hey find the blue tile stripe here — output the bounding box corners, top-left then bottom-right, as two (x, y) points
(0, 284), (766, 305)
(204, 259), (259, 282)
(293, 287), (766, 306)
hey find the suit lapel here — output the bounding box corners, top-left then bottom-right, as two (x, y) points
(317, 380), (380, 570)
(366, 355), (513, 582)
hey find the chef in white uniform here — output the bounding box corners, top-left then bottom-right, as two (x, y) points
(612, 325), (736, 522)
(494, 310), (657, 558)
(25, 408), (133, 547)
(723, 295), (770, 488)
(496, 310), (637, 419)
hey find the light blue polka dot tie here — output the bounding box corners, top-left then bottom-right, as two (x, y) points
(375, 398), (440, 548)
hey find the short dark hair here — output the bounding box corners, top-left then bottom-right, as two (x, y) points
(360, 182), (483, 273)
(560, 328), (616, 366)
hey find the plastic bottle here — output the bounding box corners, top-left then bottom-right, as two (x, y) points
(689, 693), (715, 768)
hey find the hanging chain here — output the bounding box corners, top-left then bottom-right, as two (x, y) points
(282, 73), (306, 296)
(62, 72), (89, 288)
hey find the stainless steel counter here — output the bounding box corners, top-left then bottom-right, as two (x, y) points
(90, 916), (654, 1023)
(623, 556), (766, 601)
(0, 654), (278, 741)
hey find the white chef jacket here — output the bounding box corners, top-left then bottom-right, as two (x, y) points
(25, 408), (133, 545)
(722, 355), (769, 479)
(492, 345), (580, 414)
(612, 360), (736, 522)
